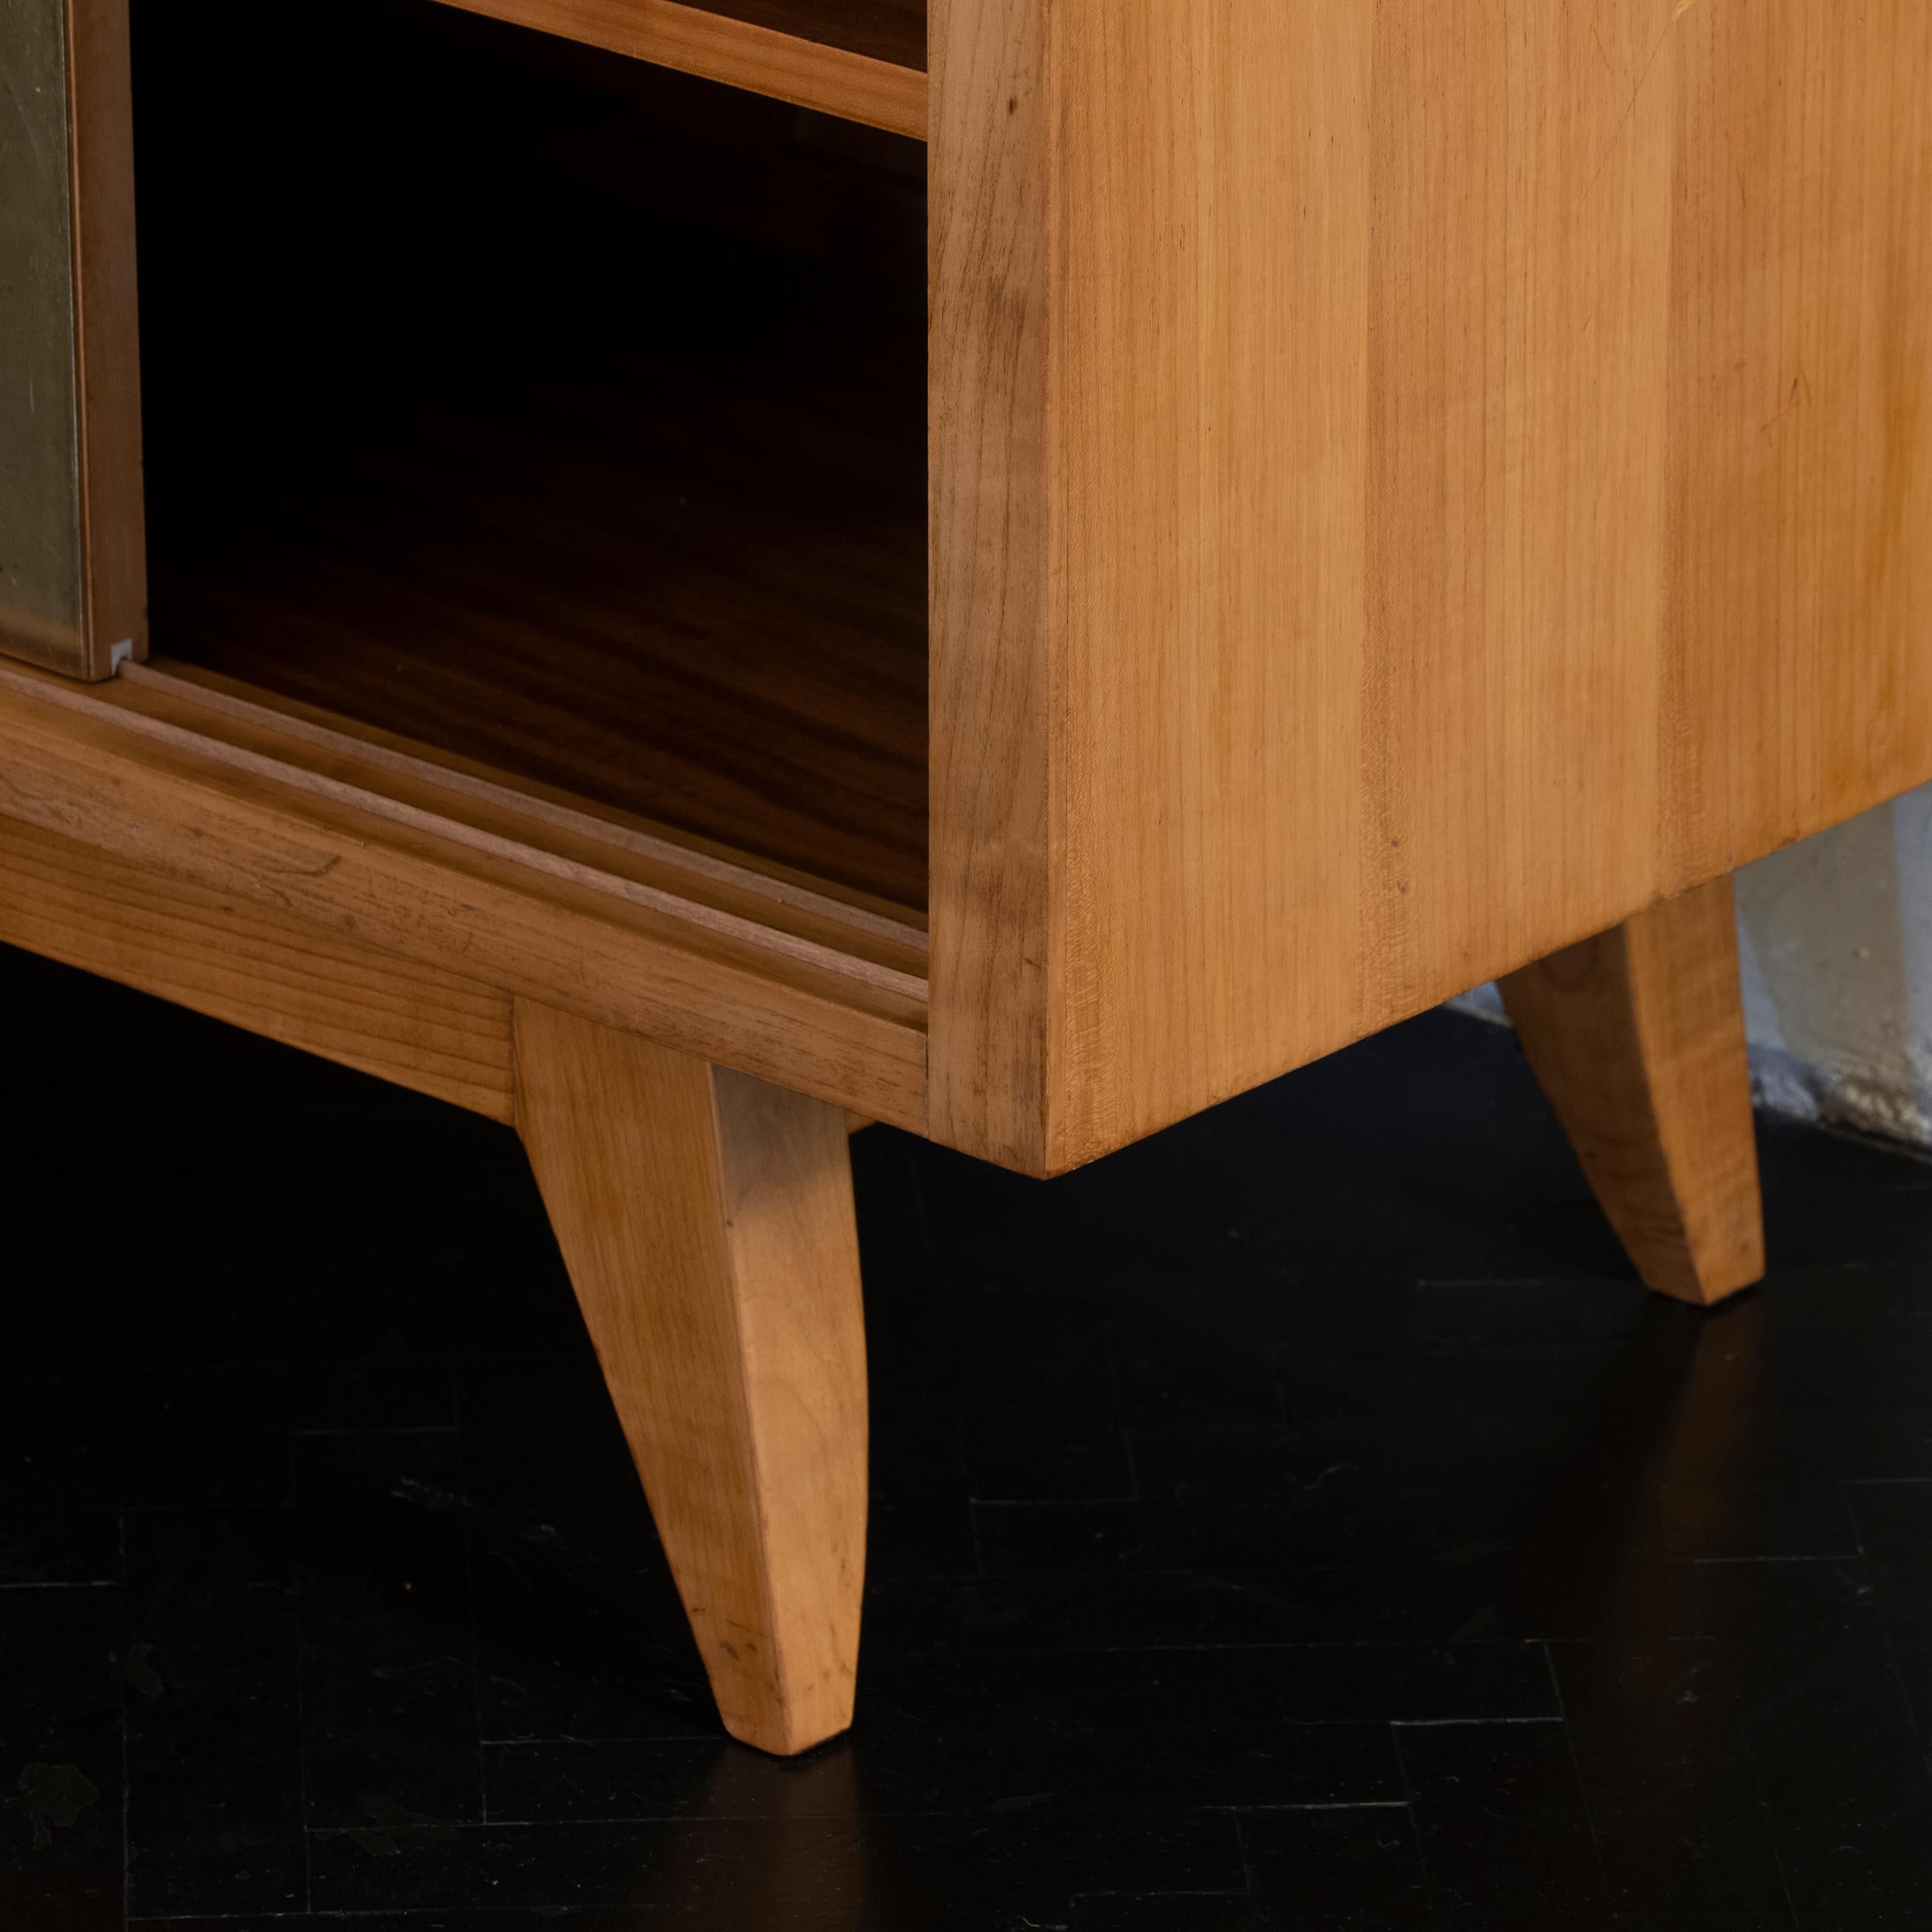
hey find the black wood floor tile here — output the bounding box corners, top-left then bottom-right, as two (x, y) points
(486, 1651), (1406, 1821)
(0, 1509), (121, 1589)
(864, 1268), (971, 1512)
(1127, 1412), (1674, 1502)
(972, 1486), (1667, 1578)
(1604, 1905), (1798, 1931)
(1702, 1565), (1932, 1929)
(1413, 1278), (1661, 1347)
(1075, 1892), (1799, 1932)
(0, 1368), (292, 1512)
(1685, 1403), (1932, 1484)
(1655, 1481), (1864, 1563)
(981, 1469), (1867, 1577)
(1691, 1555), (1885, 1652)
(1398, 1719), (1611, 1930)
(287, 1359), (458, 1435)
(1277, 1335), (1685, 1435)
(1685, 1542), (1932, 1924)
(910, 1026), (1641, 1313)
(1750, 1694), (1932, 1927)
(469, 1541), (714, 1746)
(456, 1359), (659, 1567)
(1736, 1313), (1932, 1412)
(866, 1548), (1697, 1655)
(309, 1810), (1247, 1925)
(1104, 1321), (1291, 1432)
(1073, 1893), (1268, 1931)
(121, 1509), (306, 1918)
(952, 1291), (1137, 1503)
(19, 953), (1932, 1930)
(482, 1736), (761, 1825)
(132, 1917), (690, 1932)
(1842, 1477), (1932, 1553)
(1237, 1804), (1433, 1928)
(864, 1489), (981, 1580)
(1549, 1641), (1790, 1922)
(1845, 1482), (1932, 1750)
(0, 1585), (123, 1932)
(294, 1433), (482, 1831)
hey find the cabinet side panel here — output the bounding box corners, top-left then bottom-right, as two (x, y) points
(1052, 0), (1378, 1165)
(1021, 0), (1932, 1172)
(0, 0), (87, 672)
(1353, 0), (1676, 1028)
(928, 0), (1054, 1168)
(1662, 0), (1932, 884)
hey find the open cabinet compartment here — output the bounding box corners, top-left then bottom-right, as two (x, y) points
(128, 0), (930, 929)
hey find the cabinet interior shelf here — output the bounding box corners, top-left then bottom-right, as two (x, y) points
(145, 272), (929, 918)
(134, 0), (930, 926)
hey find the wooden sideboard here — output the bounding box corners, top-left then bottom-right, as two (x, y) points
(4, 0), (1928, 1753)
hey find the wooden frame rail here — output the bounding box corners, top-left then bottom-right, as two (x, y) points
(432, 0), (928, 138)
(0, 661), (929, 1131)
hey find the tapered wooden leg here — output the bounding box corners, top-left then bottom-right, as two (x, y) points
(511, 1000), (868, 1755)
(1498, 875), (1764, 1308)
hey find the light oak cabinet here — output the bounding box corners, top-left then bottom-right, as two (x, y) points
(4, 0), (1928, 1753)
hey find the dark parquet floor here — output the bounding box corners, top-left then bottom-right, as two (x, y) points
(6, 941), (1932, 1929)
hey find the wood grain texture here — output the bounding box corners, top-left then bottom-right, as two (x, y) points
(929, 0), (1932, 1176)
(112, 662), (927, 993)
(0, 0), (145, 679)
(0, 667), (928, 1130)
(1499, 876), (1764, 1307)
(0, 0), (87, 672)
(514, 1002), (867, 1753)
(668, 0), (920, 68)
(1662, 0), (1932, 882)
(0, 814), (515, 1121)
(431, 0), (926, 137)
(927, 0), (1053, 1167)
(65, 0), (146, 675)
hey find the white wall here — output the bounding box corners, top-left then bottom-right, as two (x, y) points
(1456, 784), (1932, 1146)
